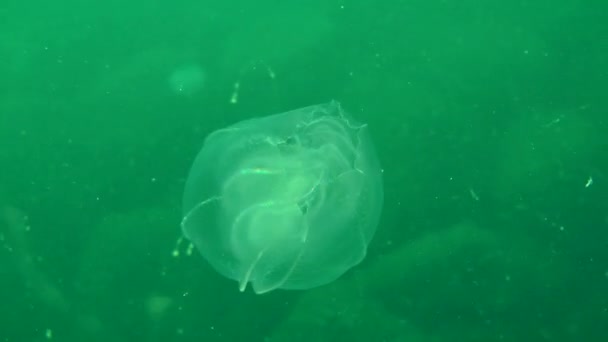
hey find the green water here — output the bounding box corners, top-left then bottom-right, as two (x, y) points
(1, 0), (606, 341)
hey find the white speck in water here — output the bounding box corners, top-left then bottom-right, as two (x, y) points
(169, 64), (206, 96)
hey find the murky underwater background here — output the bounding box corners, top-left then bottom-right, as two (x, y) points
(1, 0), (607, 341)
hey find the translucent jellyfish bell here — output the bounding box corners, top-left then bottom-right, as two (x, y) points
(181, 101), (384, 294)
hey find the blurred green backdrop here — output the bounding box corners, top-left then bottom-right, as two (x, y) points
(1, 0), (607, 341)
